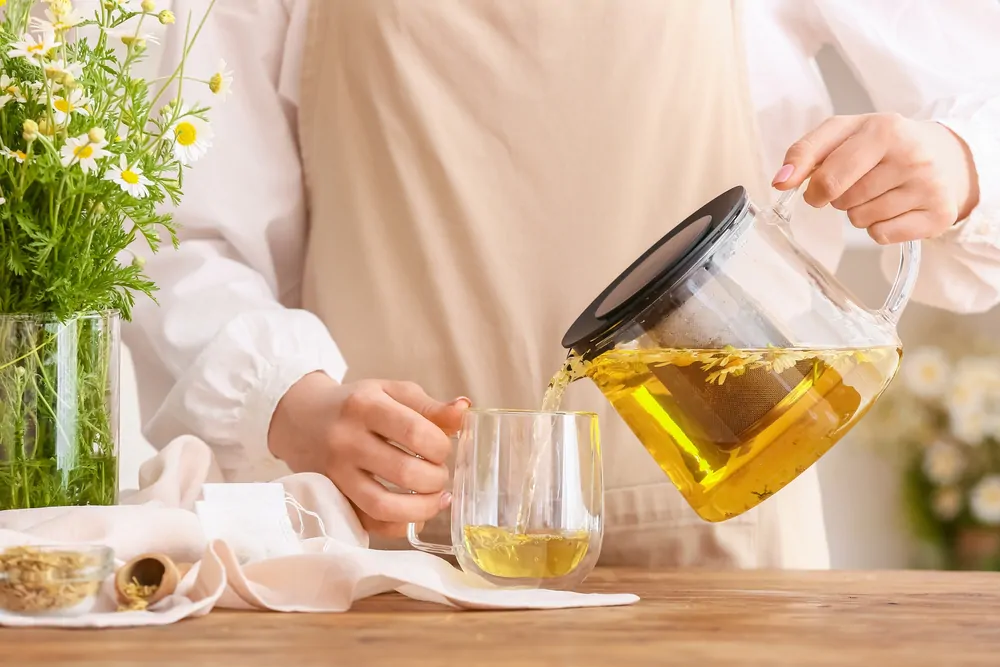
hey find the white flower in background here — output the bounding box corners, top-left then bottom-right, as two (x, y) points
(171, 110), (213, 165)
(932, 487), (963, 521)
(8, 30), (61, 63)
(952, 410), (987, 446)
(0, 75), (27, 107)
(105, 155), (153, 198)
(902, 347), (950, 399)
(922, 440), (965, 486)
(51, 87), (92, 124)
(60, 133), (109, 174)
(2, 147), (28, 164)
(208, 59), (234, 100)
(971, 475), (1000, 525)
(946, 356), (1000, 417)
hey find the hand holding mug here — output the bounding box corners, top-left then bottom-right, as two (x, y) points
(268, 372), (469, 537)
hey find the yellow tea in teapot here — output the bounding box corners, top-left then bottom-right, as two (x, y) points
(462, 525), (591, 578)
(543, 345), (901, 521)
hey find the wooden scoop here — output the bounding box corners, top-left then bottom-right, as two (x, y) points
(115, 553), (190, 609)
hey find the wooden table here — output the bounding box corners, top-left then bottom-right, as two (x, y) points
(4, 568), (1000, 666)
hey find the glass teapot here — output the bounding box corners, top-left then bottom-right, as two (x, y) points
(560, 185), (920, 522)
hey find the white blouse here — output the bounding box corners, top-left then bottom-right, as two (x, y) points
(126, 0), (1000, 481)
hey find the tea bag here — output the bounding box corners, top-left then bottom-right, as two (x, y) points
(195, 483), (302, 564)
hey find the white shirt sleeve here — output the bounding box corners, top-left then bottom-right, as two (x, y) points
(123, 0), (345, 480)
(814, 0), (1000, 313)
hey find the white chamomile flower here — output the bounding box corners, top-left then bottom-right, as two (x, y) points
(105, 155), (153, 198)
(901, 346), (950, 400)
(971, 475), (1000, 525)
(0, 198), (6, 205)
(115, 31), (160, 49)
(922, 440), (965, 486)
(208, 59), (234, 100)
(60, 133), (109, 174)
(932, 487), (963, 521)
(31, 6), (83, 34)
(2, 147), (28, 164)
(171, 110), (213, 165)
(51, 87), (92, 124)
(0, 75), (27, 107)
(8, 30), (61, 64)
(44, 59), (84, 83)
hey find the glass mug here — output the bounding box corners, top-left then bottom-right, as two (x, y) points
(407, 409), (603, 590)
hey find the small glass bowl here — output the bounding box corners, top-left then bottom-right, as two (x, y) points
(0, 545), (114, 617)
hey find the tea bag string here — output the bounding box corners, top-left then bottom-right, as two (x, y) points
(284, 493), (334, 553)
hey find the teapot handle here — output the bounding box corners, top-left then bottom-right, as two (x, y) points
(879, 239), (921, 324)
(771, 184), (921, 325)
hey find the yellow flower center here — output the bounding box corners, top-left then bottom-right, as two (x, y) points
(74, 144), (94, 159)
(5, 86), (18, 95)
(209, 73), (223, 94)
(14, 151), (26, 161)
(122, 169), (140, 185)
(54, 98), (72, 113)
(27, 43), (44, 54)
(175, 121), (197, 146)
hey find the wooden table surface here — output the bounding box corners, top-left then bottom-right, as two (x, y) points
(4, 567), (1000, 667)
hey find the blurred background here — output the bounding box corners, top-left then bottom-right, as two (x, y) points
(114, 43), (998, 573)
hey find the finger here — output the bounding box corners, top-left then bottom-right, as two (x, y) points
(831, 164), (905, 211)
(802, 124), (888, 207)
(354, 432), (450, 493)
(361, 391), (454, 464)
(344, 471), (449, 524)
(867, 210), (939, 245)
(382, 381), (470, 435)
(776, 116), (867, 190)
(846, 186), (923, 230)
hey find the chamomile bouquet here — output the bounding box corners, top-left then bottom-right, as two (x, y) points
(0, 0), (227, 509)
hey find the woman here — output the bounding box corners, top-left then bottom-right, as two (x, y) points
(127, 0), (1000, 569)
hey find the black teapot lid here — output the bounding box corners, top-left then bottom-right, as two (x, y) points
(561, 185), (750, 351)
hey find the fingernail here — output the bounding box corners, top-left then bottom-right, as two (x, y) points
(440, 492), (453, 509)
(449, 397), (472, 409)
(772, 164), (794, 185)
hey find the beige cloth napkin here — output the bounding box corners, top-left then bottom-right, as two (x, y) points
(0, 437), (638, 627)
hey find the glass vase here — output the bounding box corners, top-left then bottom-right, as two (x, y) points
(0, 311), (120, 510)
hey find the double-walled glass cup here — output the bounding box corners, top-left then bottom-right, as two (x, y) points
(408, 409), (603, 590)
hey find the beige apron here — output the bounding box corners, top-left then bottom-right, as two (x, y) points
(298, 0), (828, 568)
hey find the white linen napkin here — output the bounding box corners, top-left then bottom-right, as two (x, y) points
(0, 436), (638, 628)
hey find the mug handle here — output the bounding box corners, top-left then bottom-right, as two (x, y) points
(770, 183), (921, 325)
(405, 442), (456, 556)
(406, 522), (454, 556)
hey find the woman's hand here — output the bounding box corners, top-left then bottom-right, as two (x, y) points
(268, 372), (469, 538)
(773, 113), (980, 244)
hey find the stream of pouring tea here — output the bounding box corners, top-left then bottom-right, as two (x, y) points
(513, 352), (588, 533)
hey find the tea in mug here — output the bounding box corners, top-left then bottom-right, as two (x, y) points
(462, 525), (591, 578)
